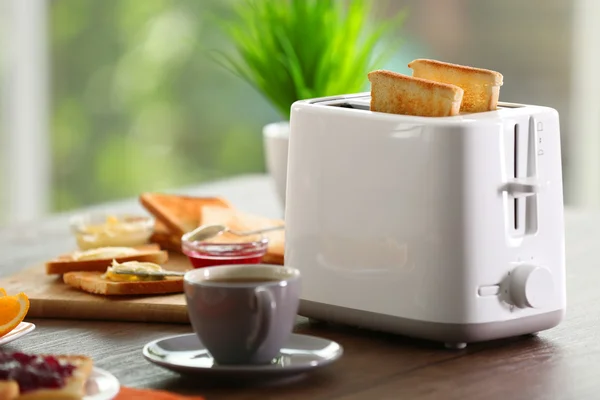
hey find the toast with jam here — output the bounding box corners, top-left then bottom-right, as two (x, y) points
(0, 352), (93, 400)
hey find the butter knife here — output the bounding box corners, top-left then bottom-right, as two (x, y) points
(111, 269), (186, 278)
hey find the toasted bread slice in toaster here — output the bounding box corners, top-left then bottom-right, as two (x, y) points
(45, 244), (168, 275)
(63, 271), (183, 296)
(408, 58), (503, 113)
(139, 193), (233, 237)
(368, 70), (464, 117)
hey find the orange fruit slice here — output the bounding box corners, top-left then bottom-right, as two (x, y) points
(0, 288), (6, 297)
(0, 292), (29, 337)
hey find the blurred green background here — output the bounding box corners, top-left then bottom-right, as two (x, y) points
(49, 0), (419, 213)
(51, 0), (279, 211)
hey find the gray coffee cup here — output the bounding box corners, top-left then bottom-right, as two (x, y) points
(184, 264), (301, 365)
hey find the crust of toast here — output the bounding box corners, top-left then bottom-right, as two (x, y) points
(150, 232), (182, 254)
(199, 205), (285, 265)
(261, 253), (284, 266)
(0, 381), (19, 400)
(1, 355), (93, 400)
(45, 244), (168, 275)
(151, 221), (183, 254)
(63, 271), (184, 296)
(408, 58), (503, 113)
(139, 193), (232, 237)
(368, 70), (464, 117)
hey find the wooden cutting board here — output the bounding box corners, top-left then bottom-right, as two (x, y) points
(0, 253), (192, 324)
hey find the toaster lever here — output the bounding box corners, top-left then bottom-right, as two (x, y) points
(502, 177), (540, 198)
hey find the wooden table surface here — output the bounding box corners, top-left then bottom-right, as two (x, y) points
(1, 174), (598, 400)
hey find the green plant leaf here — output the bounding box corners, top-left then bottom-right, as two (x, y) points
(210, 0), (407, 120)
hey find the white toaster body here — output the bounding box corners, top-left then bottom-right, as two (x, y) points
(284, 93), (566, 348)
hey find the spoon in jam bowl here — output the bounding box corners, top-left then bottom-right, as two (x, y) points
(182, 224), (285, 243)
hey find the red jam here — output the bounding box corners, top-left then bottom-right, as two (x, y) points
(182, 235), (269, 269)
(0, 352), (75, 393)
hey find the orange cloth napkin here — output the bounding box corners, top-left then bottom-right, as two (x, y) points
(115, 387), (206, 400)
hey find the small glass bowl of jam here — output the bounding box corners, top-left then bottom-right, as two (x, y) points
(181, 231), (269, 269)
(70, 212), (155, 250)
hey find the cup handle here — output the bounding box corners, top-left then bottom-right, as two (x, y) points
(249, 286), (276, 351)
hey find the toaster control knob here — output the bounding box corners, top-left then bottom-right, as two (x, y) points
(509, 265), (554, 309)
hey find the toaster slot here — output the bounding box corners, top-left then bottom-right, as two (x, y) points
(321, 98), (371, 111)
(513, 124), (527, 236)
(513, 126), (519, 231)
(335, 102), (370, 111)
(506, 119), (539, 237)
(525, 117), (539, 235)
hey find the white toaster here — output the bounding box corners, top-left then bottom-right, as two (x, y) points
(284, 93), (566, 349)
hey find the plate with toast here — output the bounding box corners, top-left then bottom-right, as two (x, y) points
(0, 351), (119, 400)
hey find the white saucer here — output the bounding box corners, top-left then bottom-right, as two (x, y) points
(84, 367), (120, 400)
(142, 333), (343, 380)
(0, 322), (35, 346)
